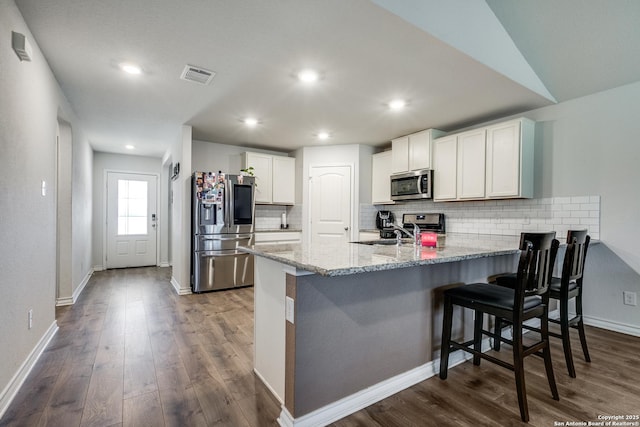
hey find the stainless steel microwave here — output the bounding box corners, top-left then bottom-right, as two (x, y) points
(390, 169), (432, 201)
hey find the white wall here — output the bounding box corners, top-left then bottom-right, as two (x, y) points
(167, 126), (193, 294)
(91, 152), (163, 269)
(0, 0), (93, 414)
(525, 81), (640, 272)
(525, 82), (640, 332)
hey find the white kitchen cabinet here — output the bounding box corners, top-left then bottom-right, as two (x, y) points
(243, 152), (295, 205)
(391, 129), (444, 174)
(485, 118), (534, 199)
(432, 136), (458, 201)
(432, 117), (534, 202)
(457, 129), (486, 199)
(371, 151), (394, 204)
(272, 156), (296, 204)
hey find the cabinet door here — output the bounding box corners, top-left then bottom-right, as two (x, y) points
(486, 121), (521, 198)
(371, 151), (394, 204)
(391, 136), (409, 173)
(457, 129), (486, 199)
(272, 156), (295, 205)
(432, 136), (457, 201)
(408, 130), (431, 170)
(246, 152), (273, 203)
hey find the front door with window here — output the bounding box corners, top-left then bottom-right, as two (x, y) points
(106, 172), (158, 269)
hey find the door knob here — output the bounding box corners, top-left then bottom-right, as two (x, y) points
(344, 227), (349, 231)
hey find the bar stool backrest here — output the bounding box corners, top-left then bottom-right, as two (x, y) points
(562, 229), (590, 286)
(517, 232), (559, 296)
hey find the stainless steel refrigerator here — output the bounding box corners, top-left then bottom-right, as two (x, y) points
(191, 171), (255, 292)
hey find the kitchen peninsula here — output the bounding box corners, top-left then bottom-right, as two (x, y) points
(243, 234), (524, 426)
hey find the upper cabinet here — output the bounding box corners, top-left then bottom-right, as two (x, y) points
(391, 129), (445, 174)
(243, 152), (295, 205)
(432, 118), (534, 202)
(485, 119), (534, 199)
(272, 156), (296, 204)
(457, 129), (487, 200)
(371, 151), (394, 204)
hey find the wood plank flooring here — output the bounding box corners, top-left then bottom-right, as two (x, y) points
(1, 266), (639, 426)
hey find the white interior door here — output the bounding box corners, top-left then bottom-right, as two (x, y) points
(106, 172), (158, 268)
(309, 165), (352, 243)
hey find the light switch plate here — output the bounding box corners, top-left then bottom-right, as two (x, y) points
(285, 296), (295, 323)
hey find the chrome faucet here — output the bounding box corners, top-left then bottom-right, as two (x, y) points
(392, 223), (421, 246)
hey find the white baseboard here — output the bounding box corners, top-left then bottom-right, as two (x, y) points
(159, 262), (171, 268)
(254, 369), (284, 405)
(93, 265), (105, 272)
(56, 268), (93, 307)
(276, 345), (478, 427)
(171, 276), (192, 295)
(583, 315), (640, 337)
(0, 321), (59, 420)
(550, 309), (640, 337)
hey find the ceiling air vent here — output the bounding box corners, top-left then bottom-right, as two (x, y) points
(180, 65), (216, 85)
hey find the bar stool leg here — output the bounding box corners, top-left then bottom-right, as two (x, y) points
(493, 317), (502, 351)
(559, 297), (576, 378)
(473, 310), (483, 365)
(439, 295), (453, 380)
(512, 322), (529, 422)
(541, 308), (560, 401)
(576, 292), (591, 362)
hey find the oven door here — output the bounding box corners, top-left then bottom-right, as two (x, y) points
(193, 250), (254, 292)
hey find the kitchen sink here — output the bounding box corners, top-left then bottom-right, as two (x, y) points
(353, 239), (412, 246)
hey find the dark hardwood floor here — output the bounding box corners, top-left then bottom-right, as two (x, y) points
(1, 266), (638, 426)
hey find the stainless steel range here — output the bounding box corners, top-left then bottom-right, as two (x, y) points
(191, 171), (255, 292)
(379, 212), (446, 238)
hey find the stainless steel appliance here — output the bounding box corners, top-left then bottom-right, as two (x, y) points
(384, 212), (446, 238)
(402, 213), (445, 234)
(376, 210), (395, 229)
(390, 169), (432, 201)
(191, 171), (255, 292)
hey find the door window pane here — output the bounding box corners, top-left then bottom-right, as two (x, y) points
(117, 179), (147, 235)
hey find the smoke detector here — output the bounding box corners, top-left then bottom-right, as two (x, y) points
(180, 65), (215, 85)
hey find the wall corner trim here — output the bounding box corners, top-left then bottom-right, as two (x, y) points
(171, 276), (192, 295)
(0, 321), (59, 420)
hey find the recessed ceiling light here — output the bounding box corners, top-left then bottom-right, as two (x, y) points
(243, 118), (258, 127)
(317, 131), (330, 140)
(298, 69), (319, 83)
(120, 63), (142, 75)
(125, 144), (135, 150)
(388, 99), (406, 110)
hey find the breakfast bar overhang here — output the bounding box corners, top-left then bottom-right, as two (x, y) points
(243, 235), (525, 426)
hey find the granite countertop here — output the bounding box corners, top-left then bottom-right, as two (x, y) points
(241, 233), (522, 277)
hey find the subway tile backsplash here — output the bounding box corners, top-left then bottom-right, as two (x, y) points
(363, 196), (600, 240)
(255, 204), (302, 230)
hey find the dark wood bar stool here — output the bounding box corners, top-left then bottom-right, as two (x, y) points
(439, 232), (559, 422)
(493, 229), (591, 378)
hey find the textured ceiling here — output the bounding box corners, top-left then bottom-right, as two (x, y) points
(13, 0), (640, 157)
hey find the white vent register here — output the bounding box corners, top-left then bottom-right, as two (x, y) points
(180, 64), (216, 85)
